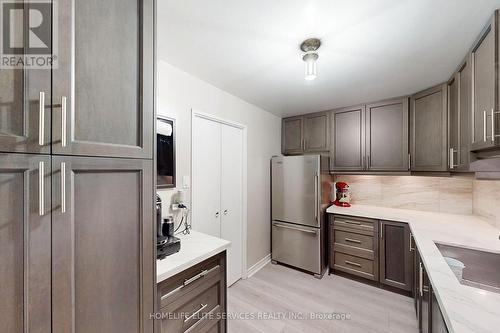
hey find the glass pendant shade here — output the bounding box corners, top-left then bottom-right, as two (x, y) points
(303, 52), (318, 81)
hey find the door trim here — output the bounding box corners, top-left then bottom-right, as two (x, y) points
(191, 109), (248, 280)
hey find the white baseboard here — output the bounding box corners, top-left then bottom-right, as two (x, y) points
(246, 254), (271, 279)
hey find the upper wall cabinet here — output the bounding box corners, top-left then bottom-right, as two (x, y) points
(282, 116), (304, 154)
(365, 99), (409, 171)
(282, 112), (329, 155)
(330, 105), (366, 170)
(448, 57), (472, 172)
(410, 84), (448, 172)
(51, 0), (154, 159)
(471, 11), (499, 152)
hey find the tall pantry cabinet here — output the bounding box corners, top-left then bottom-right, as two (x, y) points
(0, 1), (155, 333)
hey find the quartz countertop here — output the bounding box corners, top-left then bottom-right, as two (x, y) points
(156, 231), (231, 283)
(327, 204), (500, 333)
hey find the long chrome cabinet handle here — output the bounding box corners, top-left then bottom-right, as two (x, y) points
(419, 262), (423, 297)
(483, 110), (487, 142)
(409, 233), (414, 252)
(273, 223), (317, 235)
(492, 109), (496, 142)
(61, 96), (67, 147)
(61, 162), (66, 213)
(184, 303), (208, 323)
(161, 265), (220, 301)
(38, 161), (44, 216)
(345, 260), (362, 268)
(344, 237), (362, 244)
(39, 92), (45, 146)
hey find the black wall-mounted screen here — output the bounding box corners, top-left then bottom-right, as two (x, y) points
(157, 117), (175, 188)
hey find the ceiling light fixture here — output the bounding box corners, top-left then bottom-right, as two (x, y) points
(300, 38), (321, 81)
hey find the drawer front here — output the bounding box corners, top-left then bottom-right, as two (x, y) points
(334, 252), (376, 281)
(334, 230), (374, 251)
(161, 281), (222, 333)
(159, 259), (221, 308)
(333, 215), (376, 235)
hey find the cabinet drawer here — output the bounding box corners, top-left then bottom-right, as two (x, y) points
(333, 229), (375, 260)
(333, 215), (376, 236)
(334, 252), (377, 281)
(159, 258), (221, 308)
(160, 282), (222, 333)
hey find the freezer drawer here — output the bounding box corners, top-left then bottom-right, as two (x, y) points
(271, 221), (321, 275)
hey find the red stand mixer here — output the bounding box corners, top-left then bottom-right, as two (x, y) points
(332, 182), (351, 207)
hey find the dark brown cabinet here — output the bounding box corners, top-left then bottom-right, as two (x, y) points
(0, 153), (51, 333)
(448, 76), (459, 170)
(410, 84), (448, 172)
(471, 13), (498, 151)
(304, 112), (329, 152)
(329, 215), (414, 294)
(52, 0), (154, 159)
(379, 220), (413, 291)
(157, 252), (227, 333)
(330, 105), (366, 170)
(366, 99), (409, 171)
(51, 156), (154, 333)
(282, 112), (329, 155)
(432, 289), (449, 333)
(282, 116), (304, 154)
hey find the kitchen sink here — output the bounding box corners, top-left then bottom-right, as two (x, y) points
(435, 243), (500, 294)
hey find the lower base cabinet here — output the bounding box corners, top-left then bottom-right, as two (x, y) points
(157, 252), (227, 333)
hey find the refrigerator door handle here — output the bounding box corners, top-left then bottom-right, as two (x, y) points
(273, 222), (318, 235)
(314, 173), (318, 222)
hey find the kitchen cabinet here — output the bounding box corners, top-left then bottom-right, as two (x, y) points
(448, 75), (459, 170)
(51, 156), (154, 333)
(282, 112), (329, 155)
(379, 220), (413, 291)
(410, 84), (448, 172)
(304, 112), (329, 152)
(157, 252), (227, 333)
(458, 58), (472, 171)
(330, 105), (366, 170)
(282, 116), (304, 154)
(329, 215), (414, 293)
(52, 0), (154, 159)
(0, 153), (51, 332)
(471, 12), (498, 151)
(414, 245), (431, 333)
(365, 99), (409, 171)
(432, 289), (449, 333)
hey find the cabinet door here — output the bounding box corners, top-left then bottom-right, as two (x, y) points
(410, 84), (448, 171)
(379, 221), (413, 291)
(471, 15), (497, 151)
(51, 156), (154, 333)
(282, 116), (304, 154)
(330, 106), (365, 170)
(448, 76), (459, 170)
(304, 112), (329, 152)
(432, 289), (449, 333)
(0, 7), (51, 155)
(458, 58), (471, 171)
(0, 153), (51, 333)
(52, 0), (154, 159)
(366, 99), (409, 171)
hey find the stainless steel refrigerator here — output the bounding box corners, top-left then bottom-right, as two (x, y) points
(271, 155), (331, 278)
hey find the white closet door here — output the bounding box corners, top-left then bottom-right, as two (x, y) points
(192, 116), (221, 237)
(221, 124), (243, 286)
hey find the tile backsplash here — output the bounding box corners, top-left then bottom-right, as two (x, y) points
(335, 175), (474, 215)
(473, 179), (500, 229)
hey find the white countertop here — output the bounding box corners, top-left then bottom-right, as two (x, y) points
(156, 231), (231, 283)
(327, 204), (500, 333)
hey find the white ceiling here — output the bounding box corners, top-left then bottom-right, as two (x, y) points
(157, 0), (500, 117)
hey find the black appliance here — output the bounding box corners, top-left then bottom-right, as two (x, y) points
(156, 195), (181, 259)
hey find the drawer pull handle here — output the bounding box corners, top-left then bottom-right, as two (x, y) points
(343, 220), (361, 225)
(344, 260), (362, 268)
(161, 265), (219, 301)
(344, 238), (361, 244)
(184, 303), (208, 323)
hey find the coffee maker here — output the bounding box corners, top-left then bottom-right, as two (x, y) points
(156, 196), (181, 259)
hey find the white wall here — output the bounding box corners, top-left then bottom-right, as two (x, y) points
(156, 60), (281, 269)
